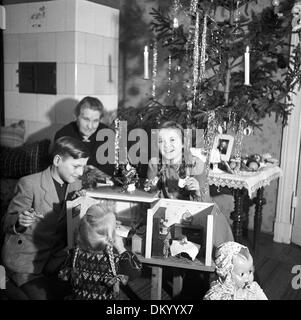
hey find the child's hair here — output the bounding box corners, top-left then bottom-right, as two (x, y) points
(52, 136), (90, 160)
(77, 200), (116, 251)
(158, 120), (184, 136)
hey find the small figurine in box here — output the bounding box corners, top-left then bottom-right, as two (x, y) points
(203, 241), (268, 300)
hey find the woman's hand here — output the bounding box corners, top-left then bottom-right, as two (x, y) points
(113, 234), (126, 254)
(185, 177), (201, 196)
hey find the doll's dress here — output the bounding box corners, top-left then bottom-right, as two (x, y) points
(234, 282), (268, 300)
(203, 279), (268, 300)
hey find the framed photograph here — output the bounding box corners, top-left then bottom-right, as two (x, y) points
(212, 134), (234, 162)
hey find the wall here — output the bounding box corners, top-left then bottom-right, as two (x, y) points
(118, 0), (285, 234)
(3, 0), (119, 142)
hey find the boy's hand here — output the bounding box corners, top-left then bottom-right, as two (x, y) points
(18, 208), (42, 228)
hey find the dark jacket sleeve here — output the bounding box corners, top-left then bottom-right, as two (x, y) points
(117, 251), (142, 281)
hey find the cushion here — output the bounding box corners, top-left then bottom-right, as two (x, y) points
(0, 139), (51, 179)
(0, 121), (25, 148)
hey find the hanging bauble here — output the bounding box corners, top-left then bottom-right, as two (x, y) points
(243, 126), (252, 136)
(232, 0), (245, 39)
(163, 39), (170, 46)
(218, 125), (223, 134)
(187, 100), (193, 111)
(138, 113), (143, 121)
(173, 17), (179, 28)
(223, 121), (228, 133)
(184, 80), (191, 90)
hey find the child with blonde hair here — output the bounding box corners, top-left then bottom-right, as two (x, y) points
(59, 200), (142, 300)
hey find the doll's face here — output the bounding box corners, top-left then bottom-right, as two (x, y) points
(158, 128), (183, 163)
(231, 254), (254, 289)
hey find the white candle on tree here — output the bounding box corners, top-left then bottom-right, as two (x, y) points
(144, 45), (149, 80)
(244, 45), (250, 85)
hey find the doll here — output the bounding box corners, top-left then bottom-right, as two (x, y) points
(203, 241), (268, 300)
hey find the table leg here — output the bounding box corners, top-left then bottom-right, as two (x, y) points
(242, 193), (253, 238)
(172, 270), (183, 298)
(230, 189), (247, 243)
(253, 187), (266, 252)
(151, 266), (162, 300)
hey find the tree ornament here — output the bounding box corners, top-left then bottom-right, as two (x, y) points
(168, 54), (172, 96)
(152, 39), (158, 99)
(199, 13), (208, 82)
(192, 11), (200, 104)
(218, 125), (223, 134)
(292, 1), (301, 33)
(232, 0), (245, 38)
(114, 118), (120, 171)
(233, 119), (245, 170)
(243, 126), (252, 136)
(190, 0), (198, 14)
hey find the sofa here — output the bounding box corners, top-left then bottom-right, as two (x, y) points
(0, 121), (51, 217)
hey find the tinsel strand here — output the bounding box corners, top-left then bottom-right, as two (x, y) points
(168, 54), (172, 96)
(193, 11), (200, 105)
(190, 0), (198, 14)
(199, 13), (208, 82)
(152, 39), (158, 99)
(233, 119), (245, 171)
(114, 118), (120, 170)
(203, 111), (217, 198)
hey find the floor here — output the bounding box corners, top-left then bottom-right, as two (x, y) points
(122, 231), (301, 300)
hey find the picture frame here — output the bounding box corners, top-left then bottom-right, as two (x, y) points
(212, 134), (234, 162)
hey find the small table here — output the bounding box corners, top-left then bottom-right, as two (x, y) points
(208, 165), (282, 250)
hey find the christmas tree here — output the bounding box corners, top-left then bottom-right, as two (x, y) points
(119, 0), (301, 132)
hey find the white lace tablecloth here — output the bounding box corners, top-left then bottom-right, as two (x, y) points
(208, 165), (282, 198)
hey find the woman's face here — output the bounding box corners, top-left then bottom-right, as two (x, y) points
(158, 128), (183, 163)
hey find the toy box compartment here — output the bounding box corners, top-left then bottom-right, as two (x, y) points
(144, 199), (215, 267)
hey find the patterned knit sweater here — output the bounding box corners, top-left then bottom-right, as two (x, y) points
(59, 246), (142, 300)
